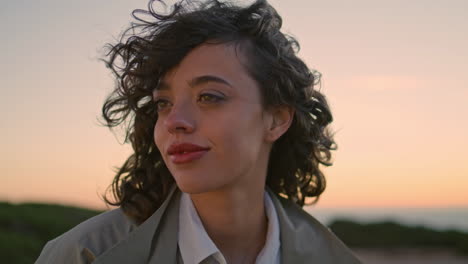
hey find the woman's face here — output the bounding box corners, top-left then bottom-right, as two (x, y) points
(153, 43), (274, 194)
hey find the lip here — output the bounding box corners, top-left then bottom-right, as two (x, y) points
(167, 143), (210, 164)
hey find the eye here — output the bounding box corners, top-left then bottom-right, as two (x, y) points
(154, 98), (172, 112)
(198, 93), (225, 104)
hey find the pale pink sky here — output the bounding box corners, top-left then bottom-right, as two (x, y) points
(1, 0), (467, 210)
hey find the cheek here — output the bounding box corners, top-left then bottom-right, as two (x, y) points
(153, 120), (165, 152)
(217, 111), (266, 159)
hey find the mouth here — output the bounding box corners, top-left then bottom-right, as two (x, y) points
(167, 143), (210, 164)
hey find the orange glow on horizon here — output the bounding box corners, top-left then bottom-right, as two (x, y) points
(2, 0), (467, 210)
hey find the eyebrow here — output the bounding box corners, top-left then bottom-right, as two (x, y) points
(155, 75), (233, 91)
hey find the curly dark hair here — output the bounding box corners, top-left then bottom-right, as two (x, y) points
(102, 0), (336, 224)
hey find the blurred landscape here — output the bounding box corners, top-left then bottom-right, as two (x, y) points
(2, 1), (467, 263)
(1, 201), (467, 264)
(0, 202), (99, 263)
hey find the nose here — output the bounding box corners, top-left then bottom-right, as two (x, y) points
(163, 102), (196, 134)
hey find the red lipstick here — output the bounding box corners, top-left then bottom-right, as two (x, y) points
(167, 143), (210, 164)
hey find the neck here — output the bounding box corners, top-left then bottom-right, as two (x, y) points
(190, 187), (268, 264)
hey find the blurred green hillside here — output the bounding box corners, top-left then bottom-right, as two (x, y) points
(0, 202), (102, 264)
(1, 201), (468, 263)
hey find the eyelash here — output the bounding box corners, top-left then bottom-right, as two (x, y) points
(153, 93), (226, 112)
(198, 93), (225, 103)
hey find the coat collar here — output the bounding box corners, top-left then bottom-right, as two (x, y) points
(93, 187), (360, 264)
(93, 186), (180, 264)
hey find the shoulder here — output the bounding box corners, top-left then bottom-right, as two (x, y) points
(272, 194), (362, 264)
(35, 208), (136, 264)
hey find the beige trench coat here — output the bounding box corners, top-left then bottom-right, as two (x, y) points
(35, 187), (362, 264)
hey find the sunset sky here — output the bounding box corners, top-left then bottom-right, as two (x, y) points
(2, 0), (467, 210)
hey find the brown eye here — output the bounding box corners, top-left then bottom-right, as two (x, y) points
(154, 99), (172, 112)
(198, 93), (225, 103)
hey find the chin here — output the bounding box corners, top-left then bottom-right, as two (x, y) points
(175, 178), (211, 194)
(174, 175), (226, 195)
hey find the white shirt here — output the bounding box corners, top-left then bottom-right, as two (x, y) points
(178, 191), (281, 264)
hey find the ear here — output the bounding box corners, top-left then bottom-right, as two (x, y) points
(265, 105), (295, 143)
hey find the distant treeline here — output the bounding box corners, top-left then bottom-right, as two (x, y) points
(330, 219), (468, 255)
(1, 201), (467, 264)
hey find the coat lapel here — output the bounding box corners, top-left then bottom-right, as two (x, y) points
(148, 190), (181, 263)
(267, 189), (307, 263)
(268, 189), (362, 264)
(93, 187), (180, 264)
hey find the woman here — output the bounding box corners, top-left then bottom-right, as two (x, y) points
(36, 0), (362, 263)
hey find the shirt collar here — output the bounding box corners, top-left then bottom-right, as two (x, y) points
(178, 192), (226, 264)
(178, 191), (280, 264)
(256, 191), (281, 264)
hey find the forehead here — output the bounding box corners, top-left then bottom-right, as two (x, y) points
(158, 42), (255, 89)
